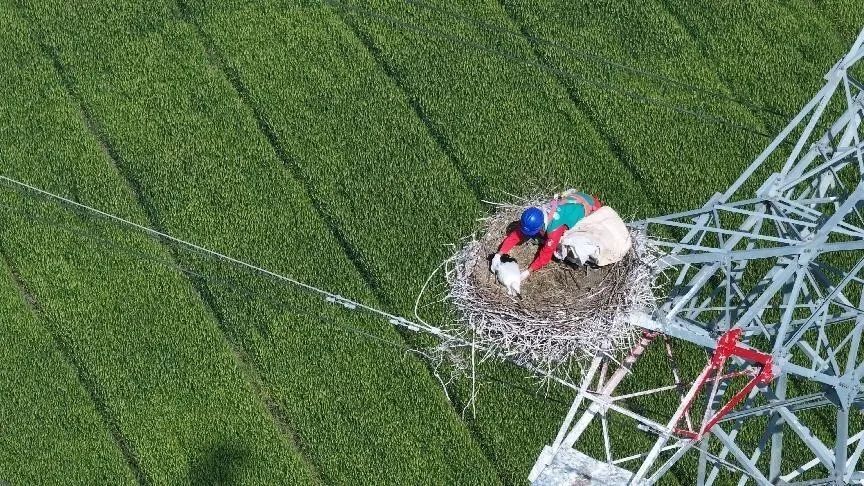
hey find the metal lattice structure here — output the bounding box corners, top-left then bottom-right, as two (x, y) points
(530, 29), (864, 485)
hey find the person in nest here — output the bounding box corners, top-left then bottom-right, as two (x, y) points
(493, 191), (603, 282)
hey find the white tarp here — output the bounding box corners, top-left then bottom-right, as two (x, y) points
(554, 206), (632, 266)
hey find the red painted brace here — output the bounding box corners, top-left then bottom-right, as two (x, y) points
(673, 328), (775, 439)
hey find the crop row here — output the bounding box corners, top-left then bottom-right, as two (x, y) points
(179, 0), (672, 480)
(4, 0), (860, 482)
(325, 0), (739, 479)
(0, 8), (139, 483)
(333, 0), (864, 481)
(0, 240), (133, 482)
(500, 0), (864, 481)
(183, 0), (863, 480)
(0, 3), (334, 484)
(16, 0), (501, 484)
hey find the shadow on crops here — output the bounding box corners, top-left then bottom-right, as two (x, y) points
(188, 443), (250, 485)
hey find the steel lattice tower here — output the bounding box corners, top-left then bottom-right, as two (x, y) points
(530, 28), (864, 485)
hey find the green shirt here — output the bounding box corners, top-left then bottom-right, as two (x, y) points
(545, 192), (596, 233)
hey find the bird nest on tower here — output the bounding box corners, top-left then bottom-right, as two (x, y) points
(426, 196), (660, 381)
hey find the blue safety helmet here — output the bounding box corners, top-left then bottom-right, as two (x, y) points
(520, 207), (545, 237)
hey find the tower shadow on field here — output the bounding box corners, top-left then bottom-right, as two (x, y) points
(188, 443), (250, 485)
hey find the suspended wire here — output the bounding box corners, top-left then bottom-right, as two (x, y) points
(0, 175), (407, 322)
(404, 0), (792, 122)
(0, 197), (567, 405)
(0, 174), (576, 400)
(1, 1), (749, 403)
(326, 0), (781, 142)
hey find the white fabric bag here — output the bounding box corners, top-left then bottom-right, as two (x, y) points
(554, 206), (632, 266)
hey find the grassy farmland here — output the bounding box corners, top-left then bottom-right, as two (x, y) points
(1, 0), (863, 484)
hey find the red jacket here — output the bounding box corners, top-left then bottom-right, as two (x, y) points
(498, 195), (603, 272)
(498, 225), (567, 272)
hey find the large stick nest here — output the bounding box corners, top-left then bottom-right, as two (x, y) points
(439, 197), (660, 378)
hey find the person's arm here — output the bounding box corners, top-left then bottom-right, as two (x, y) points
(498, 229), (525, 255)
(528, 226), (567, 272)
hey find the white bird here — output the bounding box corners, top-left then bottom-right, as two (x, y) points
(491, 253), (522, 296)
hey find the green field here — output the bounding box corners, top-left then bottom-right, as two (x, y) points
(1, 0), (862, 484)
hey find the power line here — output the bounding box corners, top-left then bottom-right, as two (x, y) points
(0, 195), (568, 405)
(325, 0), (781, 142)
(405, 0), (792, 122)
(0, 174), (577, 396)
(0, 174), (421, 328)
